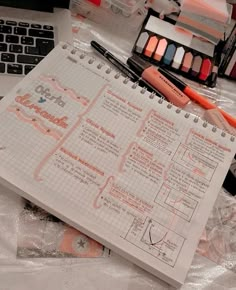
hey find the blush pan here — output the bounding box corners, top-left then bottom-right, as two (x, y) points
(172, 47), (185, 69)
(144, 36), (159, 58)
(163, 44), (176, 65)
(135, 32), (149, 54)
(154, 38), (167, 61)
(191, 56), (202, 76)
(199, 58), (212, 80)
(181, 52), (193, 73)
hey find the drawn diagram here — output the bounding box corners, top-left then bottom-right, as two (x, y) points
(173, 144), (217, 181)
(155, 184), (198, 221)
(125, 217), (185, 267)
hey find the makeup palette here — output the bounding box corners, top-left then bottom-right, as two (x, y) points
(133, 10), (218, 87)
(218, 23), (236, 80)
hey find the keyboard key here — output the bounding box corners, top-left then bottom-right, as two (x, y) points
(6, 35), (19, 43)
(0, 20), (55, 76)
(7, 64), (23, 74)
(0, 62), (5, 72)
(25, 46), (40, 55)
(19, 22), (29, 27)
(17, 54), (43, 65)
(36, 39), (54, 56)
(9, 44), (23, 53)
(14, 27), (27, 35)
(6, 20), (17, 26)
(25, 65), (35, 74)
(31, 24), (42, 29)
(29, 29), (54, 39)
(1, 53), (15, 62)
(0, 25), (12, 34)
(43, 25), (53, 30)
(0, 43), (7, 51)
(21, 36), (34, 45)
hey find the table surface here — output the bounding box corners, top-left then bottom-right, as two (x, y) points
(0, 11), (236, 290)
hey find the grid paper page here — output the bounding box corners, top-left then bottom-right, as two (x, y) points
(0, 43), (235, 287)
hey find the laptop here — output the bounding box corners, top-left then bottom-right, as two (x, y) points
(0, 0), (72, 97)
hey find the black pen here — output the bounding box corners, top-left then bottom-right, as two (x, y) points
(90, 41), (166, 99)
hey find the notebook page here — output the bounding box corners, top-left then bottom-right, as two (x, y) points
(0, 43), (235, 287)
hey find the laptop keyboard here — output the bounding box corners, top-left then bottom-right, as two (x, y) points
(0, 19), (55, 76)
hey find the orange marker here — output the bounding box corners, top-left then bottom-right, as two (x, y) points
(127, 55), (190, 108)
(159, 67), (236, 128)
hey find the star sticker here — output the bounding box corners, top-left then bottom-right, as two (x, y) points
(77, 238), (86, 248)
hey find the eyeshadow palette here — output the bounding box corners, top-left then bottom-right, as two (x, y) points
(133, 10), (218, 87)
(218, 22), (236, 80)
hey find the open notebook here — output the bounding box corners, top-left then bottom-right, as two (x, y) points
(0, 42), (235, 287)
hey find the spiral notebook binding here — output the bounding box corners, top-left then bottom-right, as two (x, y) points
(140, 87), (147, 94)
(114, 72), (121, 79)
(202, 121), (208, 128)
(122, 76), (130, 84)
(61, 42), (235, 143)
(131, 81), (138, 90)
(149, 92), (156, 99)
(193, 117), (199, 123)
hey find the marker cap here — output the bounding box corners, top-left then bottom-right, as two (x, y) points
(127, 55), (151, 76)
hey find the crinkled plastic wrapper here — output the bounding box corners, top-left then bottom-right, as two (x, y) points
(17, 200), (110, 259)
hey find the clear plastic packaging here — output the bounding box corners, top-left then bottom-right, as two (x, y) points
(17, 200), (110, 259)
(71, 0), (146, 17)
